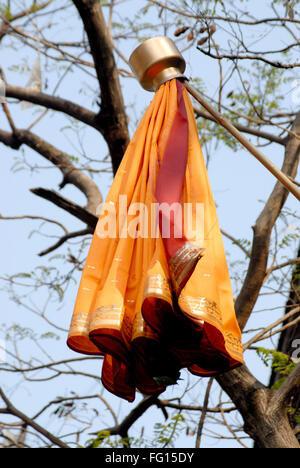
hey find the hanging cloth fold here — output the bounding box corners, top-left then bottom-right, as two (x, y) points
(67, 79), (244, 402)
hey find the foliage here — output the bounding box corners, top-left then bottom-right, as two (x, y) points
(87, 413), (185, 448)
(256, 347), (297, 390)
(153, 413), (185, 448)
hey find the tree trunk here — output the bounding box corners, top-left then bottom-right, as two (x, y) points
(269, 245), (300, 444)
(218, 366), (300, 448)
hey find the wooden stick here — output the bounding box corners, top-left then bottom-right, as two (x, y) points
(185, 82), (300, 202)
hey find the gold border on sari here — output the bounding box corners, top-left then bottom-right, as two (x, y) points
(224, 331), (244, 361)
(179, 295), (243, 361)
(68, 312), (90, 337)
(143, 274), (173, 305)
(132, 310), (161, 342)
(179, 295), (223, 328)
(89, 305), (123, 331)
(169, 242), (204, 295)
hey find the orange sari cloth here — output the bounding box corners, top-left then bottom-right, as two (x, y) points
(67, 79), (243, 402)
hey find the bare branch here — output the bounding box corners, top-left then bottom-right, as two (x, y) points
(193, 104), (286, 146)
(0, 214), (68, 234)
(0, 129), (19, 148)
(217, 365), (299, 447)
(276, 361), (300, 406)
(5, 0), (53, 23)
(235, 111), (300, 330)
(38, 228), (92, 257)
(0, 128), (102, 215)
(5, 85), (98, 130)
(90, 395), (158, 440)
(0, 387), (69, 448)
(197, 47), (300, 70)
(243, 306), (300, 350)
(220, 406), (249, 448)
(266, 258), (300, 277)
(72, 0), (129, 173)
(30, 188), (98, 227)
(0, 1), (54, 42)
(1, 357), (100, 375)
(0, 13), (94, 69)
(221, 229), (250, 258)
(32, 394), (118, 427)
(158, 400), (236, 413)
(196, 377), (214, 448)
(0, 86), (17, 134)
(149, 1), (300, 25)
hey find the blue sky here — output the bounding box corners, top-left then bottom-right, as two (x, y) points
(0, 0), (299, 448)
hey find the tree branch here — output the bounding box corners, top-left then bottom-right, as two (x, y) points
(0, 387), (69, 448)
(193, 104), (286, 146)
(217, 365), (299, 447)
(5, 0), (53, 23)
(0, 1), (54, 42)
(38, 228), (92, 257)
(0, 15), (94, 69)
(0, 129), (20, 148)
(277, 361), (300, 406)
(90, 395), (158, 440)
(30, 188), (98, 228)
(149, 1), (300, 25)
(5, 85), (98, 130)
(197, 47), (300, 70)
(158, 400), (235, 413)
(33, 393), (118, 427)
(0, 213), (68, 234)
(221, 229), (251, 258)
(0, 127), (102, 215)
(266, 258), (300, 276)
(72, 0), (129, 174)
(196, 377), (214, 448)
(235, 111), (300, 330)
(243, 306), (300, 350)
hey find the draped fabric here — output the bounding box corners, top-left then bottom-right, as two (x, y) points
(67, 79), (243, 402)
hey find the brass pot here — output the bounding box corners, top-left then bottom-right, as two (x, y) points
(129, 36), (186, 92)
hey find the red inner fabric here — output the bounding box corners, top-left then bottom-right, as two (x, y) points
(155, 80), (189, 259)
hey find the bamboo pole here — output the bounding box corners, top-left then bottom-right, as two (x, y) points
(185, 82), (300, 202)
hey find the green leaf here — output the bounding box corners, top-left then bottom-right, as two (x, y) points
(40, 332), (60, 341)
(256, 347), (297, 389)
